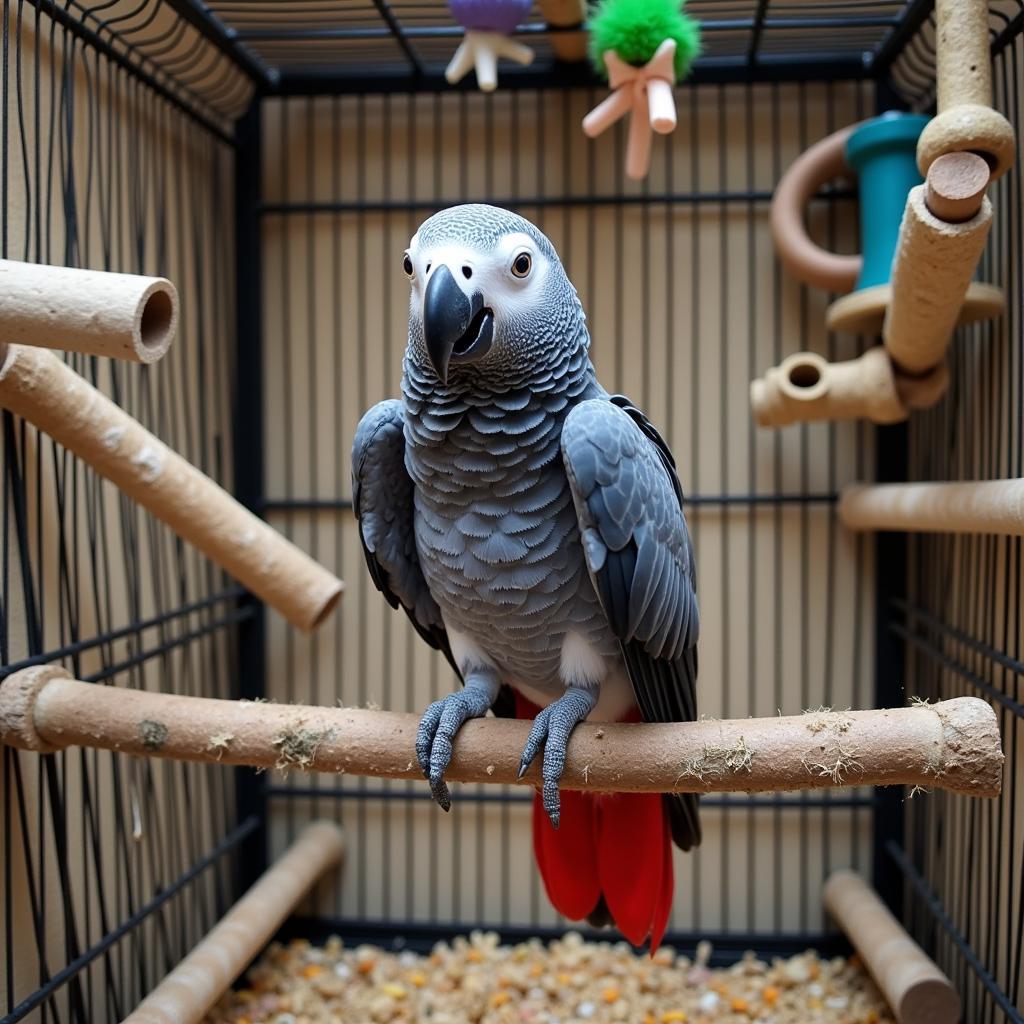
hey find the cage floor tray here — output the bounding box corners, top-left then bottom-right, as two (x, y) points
(203, 931), (893, 1024)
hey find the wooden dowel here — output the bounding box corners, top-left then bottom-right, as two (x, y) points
(924, 152), (990, 223)
(883, 183), (994, 376)
(916, 0), (1015, 178)
(122, 822), (345, 1024)
(840, 479), (1024, 537)
(0, 345), (343, 631)
(0, 667), (1003, 798)
(824, 870), (960, 1024)
(0, 259), (178, 363)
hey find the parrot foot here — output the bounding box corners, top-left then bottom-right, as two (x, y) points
(415, 675), (497, 812)
(517, 685), (598, 830)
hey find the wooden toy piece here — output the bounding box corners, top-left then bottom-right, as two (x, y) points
(824, 870), (960, 1024)
(840, 478), (1024, 537)
(582, 39), (679, 180)
(883, 177), (999, 376)
(0, 666), (1004, 799)
(916, 0), (1016, 180)
(0, 259), (177, 363)
(749, 347), (949, 429)
(122, 821), (345, 1024)
(539, 0), (587, 62)
(925, 150), (991, 222)
(769, 124), (862, 294)
(445, 29), (534, 91)
(0, 344), (343, 631)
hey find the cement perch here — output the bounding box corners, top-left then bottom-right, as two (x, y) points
(0, 666), (1004, 800)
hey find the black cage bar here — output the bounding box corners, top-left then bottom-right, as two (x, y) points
(2, 1), (1023, 1022)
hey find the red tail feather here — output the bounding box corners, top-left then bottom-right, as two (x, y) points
(515, 692), (674, 953)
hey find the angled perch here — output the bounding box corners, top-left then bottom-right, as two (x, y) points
(0, 259), (178, 363)
(122, 822), (345, 1024)
(824, 870), (960, 1024)
(840, 479), (1024, 536)
(0, 345), (343, 631)
(0, 667), (1003, 798)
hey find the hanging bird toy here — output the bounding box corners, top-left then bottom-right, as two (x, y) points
(582, 0), (700, 179)
(446, 0), (535, 92)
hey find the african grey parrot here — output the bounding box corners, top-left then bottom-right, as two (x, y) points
(352, 204), (700, 948)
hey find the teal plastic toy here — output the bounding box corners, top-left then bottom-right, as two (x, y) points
(844, 112), (931, 291)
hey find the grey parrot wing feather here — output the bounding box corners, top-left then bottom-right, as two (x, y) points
(352, 399), (460, 677)
(562, 397), (699, 660)
(562, 396), (701, 850)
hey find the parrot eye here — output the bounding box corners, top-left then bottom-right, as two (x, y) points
(511, 252), (532, 278)
(402, 253), (414, 278)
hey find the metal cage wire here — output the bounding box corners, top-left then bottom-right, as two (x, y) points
(0, 1), (1022, 1022)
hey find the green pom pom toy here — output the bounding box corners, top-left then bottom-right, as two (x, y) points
(588, 0), (700, 80)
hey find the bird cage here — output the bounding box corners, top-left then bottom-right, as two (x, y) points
(1, 1), (1022, 1022)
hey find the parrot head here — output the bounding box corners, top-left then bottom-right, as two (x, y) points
(404, 203), (584, 387)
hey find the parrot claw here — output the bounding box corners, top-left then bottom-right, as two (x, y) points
(415, 685), (494, 812)
(518, 686), (598, 829)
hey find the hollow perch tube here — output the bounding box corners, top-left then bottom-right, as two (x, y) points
(582, 39), (678, 181)
(0, 667), (1003, 798)
(0, 345), (343, 631)
(824, 871), (960, 1024)
(0, 259), (178, 363)
(122, 822), (345, 1024)
(840, 479), (1024, 537)
(749, 348), (949, 429)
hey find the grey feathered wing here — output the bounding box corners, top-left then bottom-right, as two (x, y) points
(561, 396), (702, 851)
(352, 400), (520, 717)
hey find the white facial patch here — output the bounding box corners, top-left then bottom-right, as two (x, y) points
(406, 232), (549, 325)
(559, 631), (608, 688)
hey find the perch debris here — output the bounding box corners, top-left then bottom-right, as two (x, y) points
(0, 344), (343, 631)
(202, 930), (895, 1024)
(0, 667), (1004, 800)
(0, 259), (178, 363)
(123, 822), (344, 1024)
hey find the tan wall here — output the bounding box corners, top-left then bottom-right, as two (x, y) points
(0, 6), (242, 1020)
(260, 82), (878, 936)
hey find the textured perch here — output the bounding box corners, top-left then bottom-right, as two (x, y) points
(916, 0), (1015, 179)
(883, 171), (999, 376)
(750, 348), (948, 428)
(122, 822), (345, 1024)
(0, 259), (178, 363)
(840, 479), (1024, 536)
(0, 345), (343, 631)
(0, 667), (1003, 798)
(824, 870), (960, 1024)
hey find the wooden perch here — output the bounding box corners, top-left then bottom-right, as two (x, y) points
(0, 344), (343, 631)
(122, 822), (344, 1024)
(840, 479), (1024, 537)
(883, 159), (1001, 377)
(0, 666), (1003, 798)
(750, 348), (948, 429)
(916, 0), (1015, 180)
(824, 870), (960, 1024)
(0, 259), (178, 363)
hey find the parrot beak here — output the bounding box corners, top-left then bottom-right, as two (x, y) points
(422, 264), (494, 384)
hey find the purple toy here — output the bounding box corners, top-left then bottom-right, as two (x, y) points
(445, 0), (535, 91)
(448, 0), (532, 33)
